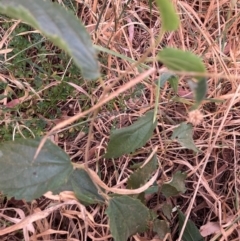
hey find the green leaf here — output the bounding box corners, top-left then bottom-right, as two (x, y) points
(153, 219), (170, 239)
(171, 122), (199, 152)
(188, 79), (207, 107)
(195, 78), (207, 104)
(70, 169), (105, 205)
(178, 210), (204, 241)
(0, 0), (100, 80)
(94, 45), (150, 72)
(105, 110), (157, 158)
(172, 96), (193, 105)
(106, 196), (149, 241)
(148, 0), (153, 14)
(158, 48), (206, 80)
(145, 184), (159, 194)
(149, 210), (158, 221)
(205, 98), (224, 103)
(187, 79), (198, 92)
(127, 154), (158, 189)
(0, 138), (73, 201)
(156, 0), (180, 31)
(162, 203), (172, 220)
(169, 76), (179, 93)
(159, 72), (177, 88)
(0, 95), (7, 100)
(161, 171), (187, 198)
(52, 180), (73, 193)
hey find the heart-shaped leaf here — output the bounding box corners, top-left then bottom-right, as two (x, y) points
(105, 110), (157, 158)
(106, 196), (149, 241)
(0, 0), (100, 79)
(0, 138), (73, 201)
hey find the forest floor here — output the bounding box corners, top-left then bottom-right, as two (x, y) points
(0, 0), (240, 240)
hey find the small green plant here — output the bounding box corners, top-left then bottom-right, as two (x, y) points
(0, 0), (207, 240)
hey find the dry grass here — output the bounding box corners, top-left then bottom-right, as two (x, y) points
(0, 0), (240, 240)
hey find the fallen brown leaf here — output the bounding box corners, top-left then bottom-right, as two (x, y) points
(200, 222), (221, 237)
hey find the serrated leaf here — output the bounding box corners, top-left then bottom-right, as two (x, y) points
(106, 196), (149, 241)
(158, 48), (206, 80)
(105, 110), (157, 158)
(0, 0), (100, 80)
(127, 154), (158, 189)
(70, 169), (105, 205)
(178, 209), (204, 241)
(161, 171), (187, 198)
(153, 219), (170, 239)
(0, 138), (73, 201)
(156, 0), (180, 31)
(171, 122), (198, 152)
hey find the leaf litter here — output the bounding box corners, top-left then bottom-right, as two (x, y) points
(0, 0), (240, 240)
